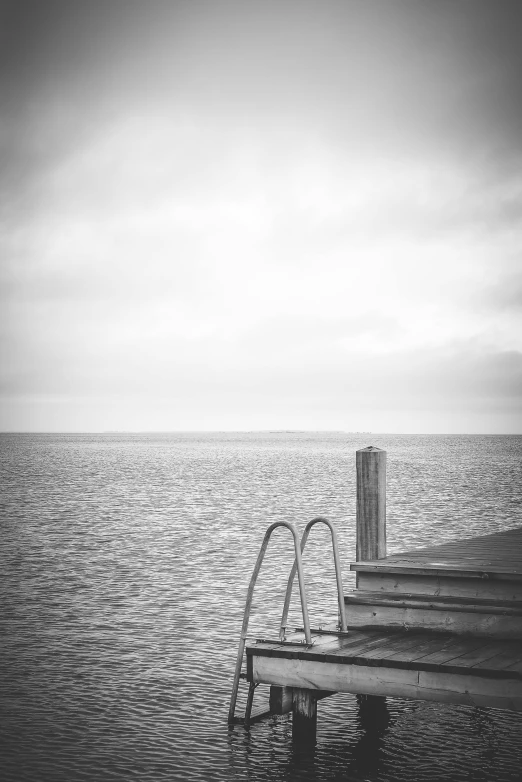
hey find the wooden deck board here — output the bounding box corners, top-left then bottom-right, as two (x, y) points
(345, 591), (522, 614)
(351, 528), (522, 580)
(408, 637), (487, 666)
(351, 563), (522, 579)
(317, 632), (389, 655)
(351, 528), (522, 577)
(356, 632), (433, 661)
(392, 528), (522, 555)
(441, 642), (514, 668)
(250, 655), (522, 710)
(298, 630), (394, 659)
(474, 649), (522, 671)
(325, 632), (403, 659)
(384, 634), (466, 663)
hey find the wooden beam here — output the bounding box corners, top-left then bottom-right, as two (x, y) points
(292, 688), (317, 744)
(356, 572), (522, 601)
(252, 655), (522, 711)
(342, 601), (522, 639)
(269, 685), (335, 715)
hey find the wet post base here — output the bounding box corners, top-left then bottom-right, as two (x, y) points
(292, 688), (317, 746)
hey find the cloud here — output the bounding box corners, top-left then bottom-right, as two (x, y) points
(1, 1), (522, 431)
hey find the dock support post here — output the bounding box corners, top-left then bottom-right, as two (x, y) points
(270, 686), (293, 714)
(292, 688), (317, 744)
(356, 446), (386, 587)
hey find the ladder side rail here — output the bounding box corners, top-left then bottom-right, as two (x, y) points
(228, 520), (311, 725)
(279, 517), (347, 641)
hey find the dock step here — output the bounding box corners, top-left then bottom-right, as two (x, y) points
(344, 591), (522, 639)
(354, 570), (522, 601)
(351, 561), (522, 580)
(345, 591), (522, 614)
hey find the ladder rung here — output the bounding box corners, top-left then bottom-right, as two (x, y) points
(255, 638), (313, 646)
(295, 626), (351, 637)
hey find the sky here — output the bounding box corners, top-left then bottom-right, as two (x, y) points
(1, 0), (521, 433)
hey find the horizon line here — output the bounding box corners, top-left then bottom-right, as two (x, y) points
(1, 430), (520, 436)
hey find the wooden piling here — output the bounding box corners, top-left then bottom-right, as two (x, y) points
(356, 446), (387, 713)
(292, 688), (317, 744)
(270, 685), (293, 715)
(356, 446), (386, 587)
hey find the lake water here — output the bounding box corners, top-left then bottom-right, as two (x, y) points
(1, 432), (521, 781)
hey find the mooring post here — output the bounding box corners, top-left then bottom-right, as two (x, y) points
(356, 446), (388, 715)
(356, 446), (386, 587)
(292, 688), (317, 745)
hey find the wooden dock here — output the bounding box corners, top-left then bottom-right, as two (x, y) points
(241, 448), (522, 741)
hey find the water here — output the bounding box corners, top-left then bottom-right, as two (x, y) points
(1, 432), (521, 782)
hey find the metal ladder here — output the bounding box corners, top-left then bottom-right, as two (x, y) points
(228, 521), (311, 726)
(228, 517), (346, 726)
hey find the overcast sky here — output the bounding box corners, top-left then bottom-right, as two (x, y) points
(1, 0), (521, 433)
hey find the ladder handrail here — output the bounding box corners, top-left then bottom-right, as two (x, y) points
(228, 521), (311, 725)
(279, 516), (347, 641)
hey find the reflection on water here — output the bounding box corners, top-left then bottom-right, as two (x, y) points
(352, 695), (392, 774)
(1, 432), (521, 781)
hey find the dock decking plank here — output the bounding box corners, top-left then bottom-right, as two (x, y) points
(351, 562), (522, 578)
(351, 528), (522, 581)
(326, 631), (412, 660)
(506, 660), (522, 674)
(356, 632), (436, 661)
(473, 648), (522, 671)
(377, 634), (457, 664)
(372, 633), (452, 664)
(441, 642), (515, 668)
(321, 631), (391, 654)
(407, 637), (487, 666)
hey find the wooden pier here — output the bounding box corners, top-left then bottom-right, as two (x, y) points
(242, 447), (522, 741)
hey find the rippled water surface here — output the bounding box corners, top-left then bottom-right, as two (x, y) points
(1, 432), (521, 781)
